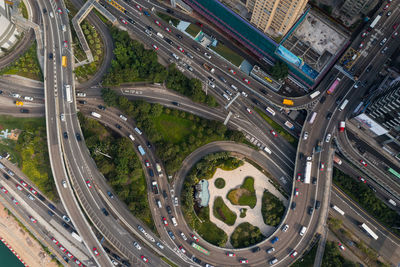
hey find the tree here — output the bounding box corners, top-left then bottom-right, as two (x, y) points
(269, 60), (289, 80)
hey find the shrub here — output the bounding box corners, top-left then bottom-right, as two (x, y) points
(214, 178), (226, 189)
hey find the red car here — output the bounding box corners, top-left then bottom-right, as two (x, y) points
(120, 18), (127, 25)
(63, 41), (68, 48)
(165, 27), (171, 32)
(359, 42), (364, 49)
(11, 197), (19, 205)
(178, 46), (185, 53)
(66, 251), (74, 259)
(59, 245), (67, 252)
(74, 259), (82, 266)
(243, 78), (250, 84)
(152, 44), (159, 50)
(93, 247), (99, 256)
(1, 186), (8, 194)
(361, 31), (368, 38)
(29, 216), (37, 223)
(358, 177), (367, 183)
(86, 180), (92, 188)
(394, 23), (399, 30)
(154, 20), (161, 26)
(383, 3), (390, 10)
(270, 130), (278, 137)
(320, 162), (325, 171)
(179, 245), (186, 254)
(227, 252), (236, 257)
(191, 234), (199, 242)
(246, 108), (252, 114)
(296, 173), (302, 182)
(338, 243), (346, 250)
(136, 4), (142, 11)
(290, 250), (298, 258)
(20, 180), (28, 187)
(30, 187), (38, 195)
(359, 160), (367, 166)
(57, 8), (62, 14)
(145, 160), (151, 168)
(294, 188), (299, 197)
(229, 68), (236, 75)
(141, 255), (149, 263)
(162, 217), (168, 226)
(51, 237), (59, 245)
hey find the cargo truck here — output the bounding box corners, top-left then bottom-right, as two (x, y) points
(339, 121), (346, 132)
(333, 155), (342, 165)
(203, 63), (215, 73)
(151, 181), (159, 194)
(155, 163), (163, 177)
(283, 99), (294, 106)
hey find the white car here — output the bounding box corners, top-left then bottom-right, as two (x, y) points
(208, 81), (215, 88)
(133, 241), (142, 250)
(180, 232), (187, 240)
(325, 133), (332, 143)
(241, 91), (248, 97)
(204, 52), (211, 59)
(281, 224), (289, 232)
(303, 132), (309, 140)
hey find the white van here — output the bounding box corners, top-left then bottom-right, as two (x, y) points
(62, 25), (66, 32)
(134, 127), (142, 135)
(119, 115), (127, 121)
(156, 200), (162, 208)
(299, 226), (307, 236)
(171, 216), (178, 226)
(230, 84), (238, 91)
(263, 146), (272, 154)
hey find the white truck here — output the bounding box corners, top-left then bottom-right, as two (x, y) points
(304, 157), (312, 184)
(156, 163), (163, 177)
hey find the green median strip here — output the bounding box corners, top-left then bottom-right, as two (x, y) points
(161, 256), (178, 267)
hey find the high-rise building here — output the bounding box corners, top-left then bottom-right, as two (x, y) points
(339, 0), (373, 18)
(247, 0), (308, 36)
(366, 81), (400, 132)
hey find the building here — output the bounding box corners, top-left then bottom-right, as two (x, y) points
(339, 0), (373, 19)
(0, 0), (21, 56)
(247, 0), (308, 36)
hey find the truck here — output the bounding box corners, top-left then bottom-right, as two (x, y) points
(203, 63), (215, 73)
(91, 112), (101, 118)
(339, 99), (349, 111)
(71, 232), (82, 242)
(333, 155), (342, 165)
(62, 56), (67, 67)
(369, 13), (382, 30)
(339, 121), (346, 132)
(388, 199), (397, 206)
(151, 181), (159, 194)
(138, 145), (146, 156)
(304, 157), (312, 184)
(155, 163), (163, 177)
(284, 121), (295, 130)
(283, 99), (294, 106)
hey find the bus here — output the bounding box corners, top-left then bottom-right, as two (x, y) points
(309, 91), (320, 99)
(388, 168), (400, 179)
(309, 112), (317, 124)
(62, 56), (67, 67)
(331, 205), (345, 215)
(191, 242), (210, 255)
(339, 99), (349, 111)
(359, 223), (379, 240)
(327, 78), (341, 95)
(266, 107), (276, 116)
(369, 13), (382, 30)
(138, 145), (146, 156)
(304, 157), (312, 184)
(65, 85), (72, 103)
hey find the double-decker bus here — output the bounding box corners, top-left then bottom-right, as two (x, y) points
(327, 78), (341, 95)
(191, 242), (210, 255)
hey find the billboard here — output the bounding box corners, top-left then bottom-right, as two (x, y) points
(354, 113), (388, 136)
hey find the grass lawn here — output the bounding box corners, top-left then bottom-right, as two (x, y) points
(185, 23), (201, 38)
(210, 43), (244, 67)
(213, 196), (237, 226)
(152, 113), (194, 144)
(0, 42), (43, 81)
(254, 107), (298, 147)
(291, 243), (318, 267)
(196, 206), (228, 246)
(156, 12), (180, 27)
(230, 222), (265, 248)
(19, 1), (28, 19)
(215, 178), (226, 189)
(261, 190), (285, 227)
(227, 176), (257, 208)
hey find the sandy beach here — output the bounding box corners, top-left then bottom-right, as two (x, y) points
(0, 201), (58, 267)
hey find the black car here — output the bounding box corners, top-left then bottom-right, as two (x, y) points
(260, 89), (267, 95)
(319, 96), (326, 103)
(308, 206), (314, 215)
(20, 109), (29, 113)
(147, 141), (152, 148)
(172, 101), (180, 106)
(366, 66), (372, 73)
(166, 206), (172, 214)
(112, 253), (121, 261)
(43, 8), (47, 14)
(49, 53), (53, 60)
(291, 202), (296, 210)
(3, 173), (10, 180)
(165, 38), (173, 45)
(312, 177), (317, 185)
(176, 34), (183, 39)
(37, 194), (45, 201)
(121, 260), (131, 267)
(103, 246), (111, 254)
(148, 169), (154, 177)
(208, 76), (215, 82)
(336, 96), (343, 105)
(0, 90), (2, 94)
(127, 18), (135, 24)
(102, 208), (109, 216)
(166, 8), (174, 14)
(78, 100), (87, 104)
(107, 191), (114, 199)
(63, 256), (69, 263)
(315, 201), (321, 210)
(192, 257), (201, 264)
(115, 124), (122, 129)
(163, 190), (168, 200)
(76, 133), (82, 141)
(147, 26), (153, 31)
(193, 45), (201, 52)
(62, 222), (70, 230)
(48, 210), (55, 217)
(252, 246), (261, 253)
(251, 98), (260, 105)
(98, 105), (106, 110)
(168, 230), (175, 240)
(63, 132), (68, 139)
(326, 112), (332, 120)
(48, 204), (56, 211)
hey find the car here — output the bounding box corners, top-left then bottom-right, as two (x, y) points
(393, 32), (399, 38)
(358, 176), (367, 183)
(51, 237), (59, 245)
(368, 184), (377, 192)
(366, 66), (372, 73)
(133, 241), (142, 250)
(239, 259), (249, 264)
(326, 112), (332, 120)
(178, 46), (184, 53)
(165, 27), (171, 32)
(281, 224), (289, 232)
(291, 202), (296, 210)
(383, 3), (390, 10)
(168, 230), (175, 240)
(360, 160), (367, 166)
(154, 20), (161, 26)
(227, 252), (236, 257)
(166, 206), (172, 214)
(162, 217), (168, 225)
(387, 11), (392, 16)
(204, 52), (211, 59)
(208, 76), (215, 82)
(86, 180), (92, 188)
(57, 8), (62, 14)
(11, 197), (19, 205)
(270, 236), (279, 244)
(49, 53), (53, 60)
(137, 225), (145, 233)
(361, 31), (368, 38)
(93, 247), (99, 256)
(141, 255), (149, 263)
(63, 132), (68, 139)
(59, 245), (67, 252)
(294, 188), (299, 197)
(191, 234), (199, 242)
(315, 200), (321, 210)
(229, 68), (236, 74)
(290, 250), (298, 258)
(296, 173), (302, 182)
(179, 245), (186, 254)
(78, 100), (87, 104)
(358, 42), (364, 49)
(243, 78), (250, 84)
(325, 133), (331, 143)
(27, 194), (35, 201)
(136, 4), (142, 11)
(267, 247), (275, 254)
(121, 18), (127, 24)
(74, 259), (82, 266)
(107, 191), (114, 199)
(394, 23), (399, 29)
(29, 216), (37, 223)
(16, 185), (23, 191)
(338, 243), (346, 250)
(176, 34), (183, 39)
(20, 109), (29, 113)
(241, 91), (248, 97)
(270, 130), (277, 137)
(30, 187), (37, 195)
(127, 18), (135, 24)
(180, 232), (187, 240)
(312, 177), (317, 185)
(246, 108), (252, 114)
(192, 256), (201, 264)
(308, 206), (314, 215)
(1, 186), (8, 194)
(144, 160), (151, 168)
(63, 215), (71, 222)
(208, 81), (215, 88)
(76, 133), (82, 141)
(320, 162), (325, 171)
(381, 47), (388, 54)
(66, 252), (74, 259)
